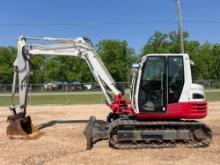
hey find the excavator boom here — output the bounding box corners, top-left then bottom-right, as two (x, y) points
(7, 35), (122, 141)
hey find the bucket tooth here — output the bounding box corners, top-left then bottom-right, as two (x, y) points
(84, 116), (108, 150)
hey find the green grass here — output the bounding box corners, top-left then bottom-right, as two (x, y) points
(205, 91), (220, 102)
(0, 94), (105, 106)
(0, 91), (219, 106)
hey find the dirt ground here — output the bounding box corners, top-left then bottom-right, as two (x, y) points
(0, 102), (220, 165)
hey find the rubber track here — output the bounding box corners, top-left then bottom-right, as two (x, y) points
(108, 119), (212, 149)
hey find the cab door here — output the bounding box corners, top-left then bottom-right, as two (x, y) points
(168, 56), (184, 104)
(138, 56), (167, 113)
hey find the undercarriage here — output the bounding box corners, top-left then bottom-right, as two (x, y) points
(84, 116), (212, 150)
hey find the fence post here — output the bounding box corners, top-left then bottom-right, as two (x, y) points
(101, 93), (103, 103)
(29, 84), (32, 106)
(65, 84), (68, 104)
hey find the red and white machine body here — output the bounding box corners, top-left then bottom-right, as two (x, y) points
(12, 36), (207, 124)
(110, 54), (207, 120)
(8, 36), (211, 150)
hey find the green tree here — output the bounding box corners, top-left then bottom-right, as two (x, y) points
(44, 57), (63, 82)
(168, 31), (190, 53)
(0, 33), (219, 84)
(31, 56), (45, 83)
(141, 31), (169, 56)
(58, 57), (93, 82)
(211, 44), (220, 79)
(189, 43), (213, 79)
(141, 31), (219, 80)
(0, 47), (16, 84)
(43, 56), (94, 83)
(97, 40), (137, 82)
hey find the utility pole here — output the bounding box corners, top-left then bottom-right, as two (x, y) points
(177, 0), (184, 53)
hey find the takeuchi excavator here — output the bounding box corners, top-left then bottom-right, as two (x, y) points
(7, 35), (212, 149)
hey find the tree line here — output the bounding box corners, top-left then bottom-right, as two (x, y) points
(0, 31), (219, 84)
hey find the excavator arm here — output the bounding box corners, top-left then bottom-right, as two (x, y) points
(10, 36), (121, 115)
(7, 35), (123, 143)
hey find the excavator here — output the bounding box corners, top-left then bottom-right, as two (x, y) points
(6, 35), (212, 149)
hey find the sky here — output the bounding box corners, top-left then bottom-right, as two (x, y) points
(0, 0), (220, 54)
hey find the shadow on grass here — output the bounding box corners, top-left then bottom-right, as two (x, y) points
(37, 119), (89, 130)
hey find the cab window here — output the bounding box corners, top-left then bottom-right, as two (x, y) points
(168, 56), (184, 103)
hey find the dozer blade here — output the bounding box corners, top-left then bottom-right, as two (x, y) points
(7, 115), (41, 139)
(83, 116), (108, 150)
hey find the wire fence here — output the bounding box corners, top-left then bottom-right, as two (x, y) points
(0, 80), (219, 106)
(0, 82), (130, 93)
(0, 82), (130, 106)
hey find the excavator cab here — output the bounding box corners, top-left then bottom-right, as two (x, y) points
(131, 54), (207, 119)
(137, 55), (184, 113)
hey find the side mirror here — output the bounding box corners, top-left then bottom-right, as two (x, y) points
(190, 59), (195, 65)
(131, 63), (139, 74)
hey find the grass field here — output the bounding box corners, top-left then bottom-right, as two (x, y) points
(0, 91), (219, 106)
(205, 91), (220, 102)
(0, 93), (105, 106)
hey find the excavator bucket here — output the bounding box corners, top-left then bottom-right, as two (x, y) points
(84, 116), (108, 150)
(7, 115), (41, 139)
